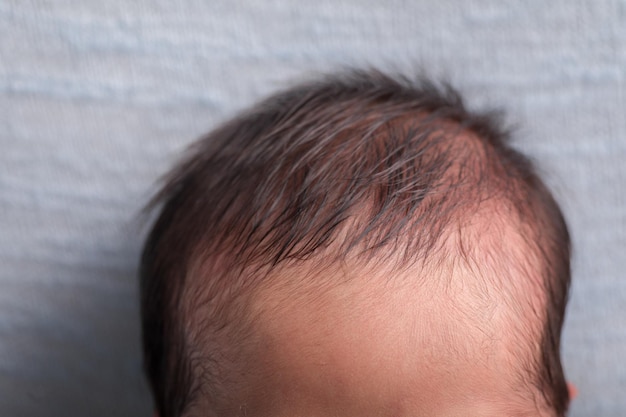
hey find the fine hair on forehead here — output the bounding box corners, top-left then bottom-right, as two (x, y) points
(140, 69), (571, 417)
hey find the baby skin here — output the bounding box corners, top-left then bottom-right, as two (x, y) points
(234, 204), (565, 417)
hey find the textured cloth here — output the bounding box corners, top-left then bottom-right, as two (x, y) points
(1, 1), (625, 416)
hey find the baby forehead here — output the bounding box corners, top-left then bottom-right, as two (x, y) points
(241, 243), (546, 410)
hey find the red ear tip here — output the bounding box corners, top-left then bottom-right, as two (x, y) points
(567, 382), (578, 400)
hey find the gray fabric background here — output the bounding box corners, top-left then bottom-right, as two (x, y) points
(1, 1), (624, 416)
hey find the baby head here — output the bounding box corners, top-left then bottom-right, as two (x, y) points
(140, 70), (571, 417)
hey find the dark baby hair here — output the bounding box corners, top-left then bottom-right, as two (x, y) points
(140, 70), (571, 416)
